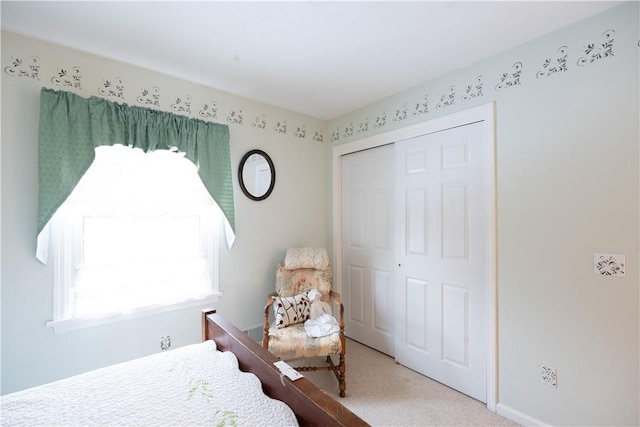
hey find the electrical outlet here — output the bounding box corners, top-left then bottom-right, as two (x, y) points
(160, 335), (171, 351)
(540, 365), (557, 388)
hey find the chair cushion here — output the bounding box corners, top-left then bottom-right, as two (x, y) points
(267, 323), (342, 359)
(284, 248), (329, 270)
(275, 262), (332, 300)
(273, 293), (310, 328)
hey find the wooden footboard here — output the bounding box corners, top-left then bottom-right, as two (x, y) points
(201, 309), (368, 427)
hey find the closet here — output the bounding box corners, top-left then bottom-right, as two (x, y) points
(334, 105), (496, 404)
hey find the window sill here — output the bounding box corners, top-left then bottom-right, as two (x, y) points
(46, 293), (222, 334)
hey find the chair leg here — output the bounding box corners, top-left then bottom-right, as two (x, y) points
(337, 352), (346, 398)
(326, 354), (346, 397)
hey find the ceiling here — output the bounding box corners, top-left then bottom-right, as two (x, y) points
(1, 1), (622, 121)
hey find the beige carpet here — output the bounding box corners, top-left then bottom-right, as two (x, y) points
(288, 338), (518, 427)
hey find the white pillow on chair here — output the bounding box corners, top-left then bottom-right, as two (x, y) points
(273, 293), (310, 328)
(284, 248), (329, 270)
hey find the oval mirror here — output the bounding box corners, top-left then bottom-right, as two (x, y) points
(238, 149), (275, 201)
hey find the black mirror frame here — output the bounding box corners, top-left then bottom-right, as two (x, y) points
(238, 149), (276, 201)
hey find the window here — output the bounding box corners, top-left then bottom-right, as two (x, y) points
(47, 145), (222, 333)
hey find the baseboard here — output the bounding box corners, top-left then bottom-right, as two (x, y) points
(496, 403), (550, 426)
(244, 325), (263, 342)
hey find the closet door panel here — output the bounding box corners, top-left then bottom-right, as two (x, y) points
(341, 144), (395, 356)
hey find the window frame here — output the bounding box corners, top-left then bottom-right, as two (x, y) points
(45, 147), (223, 334)
(47, 204), (222, 334)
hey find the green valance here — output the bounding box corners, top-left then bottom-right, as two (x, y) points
(37, 87), (235, 255)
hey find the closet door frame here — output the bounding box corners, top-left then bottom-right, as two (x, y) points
(332, 102), (497, 411)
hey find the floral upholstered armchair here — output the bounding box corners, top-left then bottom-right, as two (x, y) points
(262, 248), (346, 397)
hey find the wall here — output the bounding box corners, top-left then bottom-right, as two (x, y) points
(0, 30), (330, 394)
(329, 3), (639, 426)
(2, 4), (638, 424)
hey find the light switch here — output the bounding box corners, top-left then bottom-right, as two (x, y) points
(594, 253), (625, 277)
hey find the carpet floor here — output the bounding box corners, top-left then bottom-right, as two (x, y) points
(288, 338), (518, 427)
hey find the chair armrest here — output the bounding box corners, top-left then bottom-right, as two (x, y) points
(264, 292), (278, 312)
(262, 292), (278, 348)
(329, 291), (346, 358)
(329, 291), (345, 328)
(329, 290), (342, 306)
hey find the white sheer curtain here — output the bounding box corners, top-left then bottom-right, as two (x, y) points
(48, 145), (222, 321)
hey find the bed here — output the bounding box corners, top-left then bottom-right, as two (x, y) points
(1, 309), (367, 427)
(202, 309), (367, 426)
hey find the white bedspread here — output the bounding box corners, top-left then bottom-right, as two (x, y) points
(1, 340), (299, 426)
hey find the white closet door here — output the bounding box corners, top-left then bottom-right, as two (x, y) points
(394, 122), (487, 402)
(341, 144), (395, 356)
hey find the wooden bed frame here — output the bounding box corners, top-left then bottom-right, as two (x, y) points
(201, 309), (368, 427)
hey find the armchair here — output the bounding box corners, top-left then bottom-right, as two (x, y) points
(262, 249), (346, 397)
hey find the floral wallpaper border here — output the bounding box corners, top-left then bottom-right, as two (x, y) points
(330, 29), (638, 144)
(3, 52), (325, 143)
(594, 253), (625, 277)
(4, 28), (638, 146)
